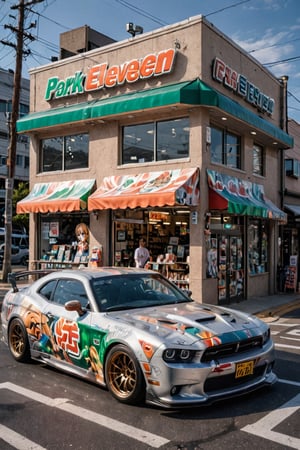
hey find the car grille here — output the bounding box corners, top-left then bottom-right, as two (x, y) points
(201, 336), (263, 363)
(204, 364), (266, 393)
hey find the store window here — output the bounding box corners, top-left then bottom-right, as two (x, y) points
(210, 125), (241, 169)
(40, 133), (89, 173)
(248, 219), (268, 274)
(39, 215), (90, 264)
(285, 158), (300, 178)
(253, 144), (264, 176)
(122, 117), (189, 164)
(112, 208), (190, 287)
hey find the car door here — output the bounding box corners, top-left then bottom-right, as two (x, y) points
(37, 278), (107, 384)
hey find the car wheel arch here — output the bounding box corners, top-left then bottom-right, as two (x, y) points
(103, 341), (147, 404)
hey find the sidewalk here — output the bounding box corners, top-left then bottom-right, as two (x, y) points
(228, 291), (300, 320)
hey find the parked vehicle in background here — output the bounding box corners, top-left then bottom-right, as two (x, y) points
(0, 228), (29, 248)
(0, 228), (29, 267)
(1, 267), (277, 408)
(0, 243), (29, 266)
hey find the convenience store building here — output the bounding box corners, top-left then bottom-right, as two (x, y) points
(16, 16), (293, 305)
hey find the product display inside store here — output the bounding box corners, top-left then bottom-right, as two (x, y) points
(32, 214), (102, 269)
(113, 208), (190, 287)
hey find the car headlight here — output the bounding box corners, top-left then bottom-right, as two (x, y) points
(162, 348), (196, 363)
(262, 327), (271, 345)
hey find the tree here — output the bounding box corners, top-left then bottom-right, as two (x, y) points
(13, 182), (29, 232)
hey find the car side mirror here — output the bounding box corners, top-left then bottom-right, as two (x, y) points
(65, 300), (85, 316)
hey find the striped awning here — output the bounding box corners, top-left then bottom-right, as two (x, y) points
(17, 179), (95, 214)
(207, 169), (287, 222)
(88, 168), (200, 210)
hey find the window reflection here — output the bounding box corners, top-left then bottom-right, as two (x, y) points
(122, 118), (189, 164)
(253, 144), (264, 176)
(41, 134), (89, 172)
(210, 125), (241, 169)
(123, 123), (154, 164)
(248, 219), (268, 274)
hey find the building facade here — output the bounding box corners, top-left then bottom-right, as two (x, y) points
(16, 16), (293, 305)
(0, 68), (30, 220)
(281, 118), (300, 292)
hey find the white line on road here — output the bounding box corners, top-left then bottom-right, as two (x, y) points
(242, 393), (300, 450)
(280, 336), (300, 342)
(0, 424), (46, 450)
(275, 343), (300, 350)
(0, 382), (169, 448)
(270, 322), (299, 327)
(278, 378), (300, 388)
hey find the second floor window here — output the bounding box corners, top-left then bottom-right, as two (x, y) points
(40, 134), (89, 173)
(253, 144), (264, 176)
(122, 118), (189, 164)
(210, 125), (241, 169)
(285, 158), (300, 178)
(16, 155), (23, 167)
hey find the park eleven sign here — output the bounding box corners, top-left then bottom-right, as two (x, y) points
(45, 48), (176, 101)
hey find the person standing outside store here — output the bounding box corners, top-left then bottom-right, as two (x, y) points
(134, 238), (150, 268)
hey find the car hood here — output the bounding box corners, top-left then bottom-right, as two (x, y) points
(110, 301), (264, 347)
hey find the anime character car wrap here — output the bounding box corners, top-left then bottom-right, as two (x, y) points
(1, 268), (276, 408)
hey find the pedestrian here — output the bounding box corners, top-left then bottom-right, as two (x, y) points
(134, 238), (150, 268)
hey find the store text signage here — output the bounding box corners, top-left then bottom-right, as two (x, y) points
(212, 57), (274, 115)
(44, 48), (176, 101)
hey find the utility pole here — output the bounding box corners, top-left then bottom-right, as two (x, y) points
(1, 0), (43, 282)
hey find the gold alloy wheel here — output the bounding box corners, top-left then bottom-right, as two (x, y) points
(8, 318), (31, 362)
(107, 349), (137, 399)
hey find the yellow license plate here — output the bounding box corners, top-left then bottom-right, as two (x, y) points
(235, 360), (254, 378)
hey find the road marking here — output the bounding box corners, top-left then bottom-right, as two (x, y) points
(278, 378), (300, 388)
(275, 343), (300, 350)
(242, 393), (300, 450)
(286, 329), (300, 337)
(270, 321), (298, 327)
(0, 382), (169, 448)
(0, 424), (46, 450)
(280, 336), (300, 342)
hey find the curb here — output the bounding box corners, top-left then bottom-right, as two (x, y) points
(256, 298), (300, 319)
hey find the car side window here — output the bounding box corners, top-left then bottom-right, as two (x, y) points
(52, 279), (89, 307)
(39, 280), (57, 300)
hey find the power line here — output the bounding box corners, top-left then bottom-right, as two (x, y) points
(1, 0), (44, 282)
(204, 0), (251, 18)
(249, 37), (300, 55)
(264, 55), (300, 67)
(288, 91), (300, 105)
(115, 0), (168, 26)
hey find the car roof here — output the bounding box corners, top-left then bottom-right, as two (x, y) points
(9, 267), (154, 292)
(36, 267), (151, 284)
(52, 266), (149, 279)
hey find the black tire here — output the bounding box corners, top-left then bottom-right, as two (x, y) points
(105, 344), (145, 405)
(8, 318), (31, 362)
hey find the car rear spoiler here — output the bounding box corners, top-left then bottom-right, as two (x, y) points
(8, 270), (58, 293)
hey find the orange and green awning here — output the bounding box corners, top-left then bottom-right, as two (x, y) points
(207, 169), (286, 221)
(88, 168), (200, 210)
(17, 179), (95, 214)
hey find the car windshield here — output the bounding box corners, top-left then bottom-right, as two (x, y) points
(91, 273), (191, 312)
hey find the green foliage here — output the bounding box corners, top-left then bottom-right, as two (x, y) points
(12, 182), (29, 232)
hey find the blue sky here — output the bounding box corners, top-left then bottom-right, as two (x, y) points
(1, 0), (300, 123)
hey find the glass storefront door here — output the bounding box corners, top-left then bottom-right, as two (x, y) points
(217, 234), (244, 304)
